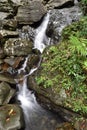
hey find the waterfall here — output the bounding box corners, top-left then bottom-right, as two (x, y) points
(34, 13), (50, 53)
(17, 13), (62, 130)
(17, 57), (41, 130)
(74, 0), (79, 4)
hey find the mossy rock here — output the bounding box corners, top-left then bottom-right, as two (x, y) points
(35, 39), (87, 116)
(62, 17), (87, 40)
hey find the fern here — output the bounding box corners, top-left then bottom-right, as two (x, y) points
(70, 36), (87, 56)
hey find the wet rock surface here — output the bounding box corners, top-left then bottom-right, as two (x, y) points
(46, 5), (82, 44)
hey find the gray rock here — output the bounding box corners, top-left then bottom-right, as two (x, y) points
(4, 38), (33, 56)
(3, 19), (17, 31)
(0, 73), (16, 84)
(16, 1), (46, 25)
(18, 25), (35, 42)
(0, 30), (19, 38)
(0, 1), (17, 29)
(0, 104), (24, 130)
(0, 82), (15, 105)
(0, 2), (13, 13)
(46, 5), (82, 44)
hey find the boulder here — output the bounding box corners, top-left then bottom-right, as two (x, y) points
(0, 82), (15, 105)
(46, 6), (82, 44)
(0, 104), (24, 130)
(4, 38), (33, 56)
(16, 1), (46, 25)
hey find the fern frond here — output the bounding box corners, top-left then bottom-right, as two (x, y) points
(70, 36), (87, 56)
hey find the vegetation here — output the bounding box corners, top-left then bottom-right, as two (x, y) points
(35, 16), (87, 115)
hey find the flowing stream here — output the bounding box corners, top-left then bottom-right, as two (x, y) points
(34, 13), (50, 53)
(17, 14), (63, 130)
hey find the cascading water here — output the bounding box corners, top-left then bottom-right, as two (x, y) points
(17, 14), (62, 130)
(34, 13), (50, 53)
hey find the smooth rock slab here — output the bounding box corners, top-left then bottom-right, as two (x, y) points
(0, 82), (15, 105)
(0, 104), (24, 130)
(16, 1), (46, 25)
(4, 38), (33, 56)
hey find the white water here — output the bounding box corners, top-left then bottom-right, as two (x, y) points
(17, 57), (41, 130)
(17, 13), (62, 130)
(18, 56), (29, 74)
(17, 58), (61, 130)
(34, 13), (50, 53)
(74, 0), (78, 4)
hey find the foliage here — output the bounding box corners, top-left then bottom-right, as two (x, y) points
(62, 17), (87, 39)
(69, 35), (87, 56)
(36, 16), (87, 115)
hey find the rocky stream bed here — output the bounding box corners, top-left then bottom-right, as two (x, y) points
(0, 0), (87, 130)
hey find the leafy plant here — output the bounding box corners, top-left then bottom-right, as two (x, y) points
(36, 14), (87, 115)
(69, 35), (87, 56)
